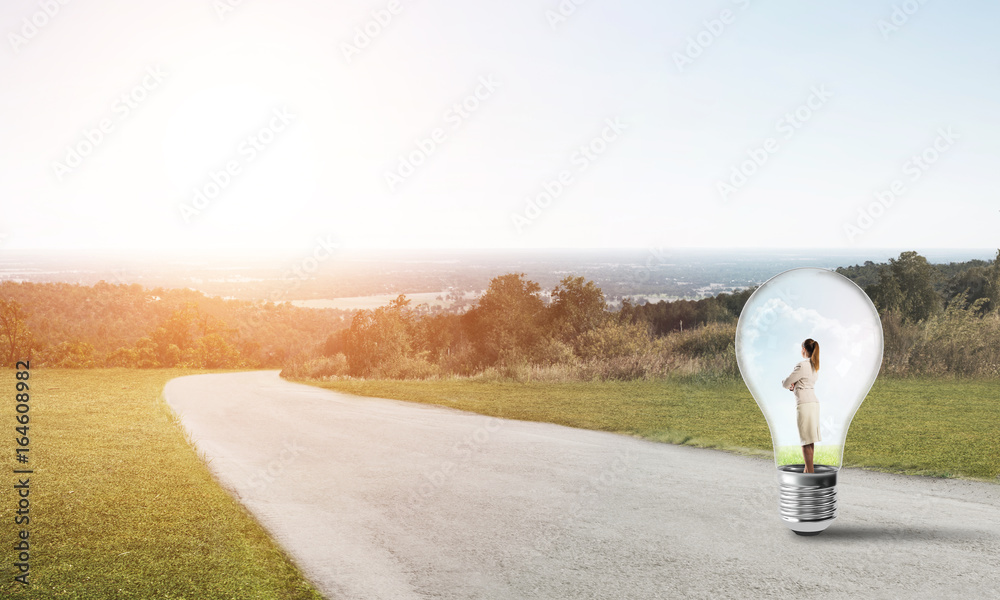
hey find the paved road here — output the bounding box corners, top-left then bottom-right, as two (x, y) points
(163, 371), (1000, 600)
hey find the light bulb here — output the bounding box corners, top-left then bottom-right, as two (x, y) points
(735, 267), (883, 535)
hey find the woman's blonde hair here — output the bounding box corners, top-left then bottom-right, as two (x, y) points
(803, 338), (820, 372)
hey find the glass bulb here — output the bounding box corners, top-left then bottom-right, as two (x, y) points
(735, 267), (883, 535)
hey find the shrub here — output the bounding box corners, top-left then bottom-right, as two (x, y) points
(880, 310), (921, 376)
(284, 354), (351, 380)
(909, 297), (1000, 377)
(45, 340), (97, 368)
(372, 354), (440, 380)
(575, 320), (654, 360)
(579, 354), (668, 381)
(664, 322), (737, 358)
(531, 337), (578, 366)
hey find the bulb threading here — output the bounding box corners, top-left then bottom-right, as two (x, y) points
(776, 464), (838, 534)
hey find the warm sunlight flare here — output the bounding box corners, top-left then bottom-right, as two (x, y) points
(2, 1), (1000, 597)
(3, 2), (999, 251)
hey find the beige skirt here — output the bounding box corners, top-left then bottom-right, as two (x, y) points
(796, 402), (822, 445)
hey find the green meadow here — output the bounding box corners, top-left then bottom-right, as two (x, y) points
(0, 369), (324, 600)
(776, 445), (840, 467)
(305, 375), (1000, 481)
(4, 369), (996, 598)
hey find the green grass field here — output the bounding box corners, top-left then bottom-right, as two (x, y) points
(5, 368), (993, 598)
(776, 445), (840, 467)
(303, 375), (1000, 481)
(0, 368), (324, 600)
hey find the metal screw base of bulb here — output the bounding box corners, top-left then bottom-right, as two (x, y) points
(777, 464), (838, 535)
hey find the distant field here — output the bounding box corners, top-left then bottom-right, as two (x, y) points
(0, 369), (323, 599)
(304, 375), (1000, 481)
(288, 292), (722, 311)
(290, 291), (478, 311)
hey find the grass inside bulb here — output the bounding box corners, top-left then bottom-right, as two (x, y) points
(735, 267), (883, 535)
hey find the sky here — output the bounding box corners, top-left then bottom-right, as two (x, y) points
(736, 268), (883, 459)
(1, 0), (998, 252)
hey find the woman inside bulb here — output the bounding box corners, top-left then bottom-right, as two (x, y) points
(781, 338), (821, 473)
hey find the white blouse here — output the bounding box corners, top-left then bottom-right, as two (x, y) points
(781, 360), (819, 405)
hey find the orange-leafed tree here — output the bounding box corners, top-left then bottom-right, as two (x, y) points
(462, 273), (547, 368)
(0, 298), (33, 366)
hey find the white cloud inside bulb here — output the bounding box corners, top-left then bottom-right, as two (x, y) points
(736, 269), (883, 457)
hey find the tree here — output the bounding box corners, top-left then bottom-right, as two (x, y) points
(866, 251), (941, 323)
(0, 299), (33, 366)
(106, 347), (139, 367)
(549, 276), (608, 347)
(160, 303), (199, 350)
(47, 341), (96, 368)
(990, 249), (1000, 312)
(836, 261), (882, 289)
(866, 272), (903, 316)
(323, 329), (350, 356)
(345, 295), (415, 376)
(944, 263), (994, 314)
(416, 313), (463, 363)
(192, 333), (242, 368)
(462, 273), (546, 367)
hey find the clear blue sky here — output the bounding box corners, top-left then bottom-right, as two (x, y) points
(1, 0), (998, 251)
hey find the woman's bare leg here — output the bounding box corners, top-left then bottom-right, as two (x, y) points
(802, 443), (814, 473)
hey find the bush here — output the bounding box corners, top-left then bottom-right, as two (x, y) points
(880, 310), (921, 376)
(531, 337), (578, 366)
(105, 347), (139, 367)
(45, 341), (97, 368)
(576, 320), (654, 360)
(281, 354), (351, 380)
(372, 354), (440, 380)
(664, 322), (737, 358)
(436, 344), (480, 377)
(578, 354), (668, 381)
(909, 297), (1000, 377)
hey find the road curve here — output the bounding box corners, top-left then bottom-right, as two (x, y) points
(163, 370), (1000, 600)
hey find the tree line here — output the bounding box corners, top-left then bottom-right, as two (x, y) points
(0, 281), (348, 369)
(836, 250), (1000, 376)
(289, 250), (1000, 380)
(2, 250), (998, 378)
